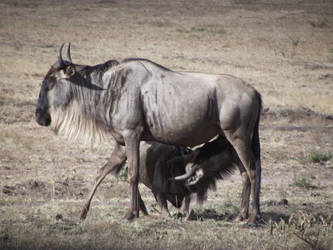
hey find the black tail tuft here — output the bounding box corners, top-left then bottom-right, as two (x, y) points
(252, 91), (262, 214)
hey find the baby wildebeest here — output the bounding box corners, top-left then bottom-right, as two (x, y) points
(80, 136), (240, 220)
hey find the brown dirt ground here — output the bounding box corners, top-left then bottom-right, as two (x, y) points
(0, 0), (332, 249)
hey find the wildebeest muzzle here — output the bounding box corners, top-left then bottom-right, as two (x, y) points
(35, 107), (51, 126)
(35, 81), (51, 126)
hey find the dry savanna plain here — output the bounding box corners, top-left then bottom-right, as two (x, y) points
(1, 0), (333, 249)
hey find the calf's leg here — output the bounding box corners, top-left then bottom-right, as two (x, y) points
(152, 158), (171, 216)
(183, 196), (194, 221)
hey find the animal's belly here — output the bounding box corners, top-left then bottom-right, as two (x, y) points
(141, 80), (219, 147)
(144, 122), (220, 147)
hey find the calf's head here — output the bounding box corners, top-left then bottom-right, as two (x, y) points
(171, 149), (205, 186)
(173, 136), (236, 186)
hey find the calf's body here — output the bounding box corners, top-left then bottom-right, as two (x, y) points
(81, 137), (239, 220)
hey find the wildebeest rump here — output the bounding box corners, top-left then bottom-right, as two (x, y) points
(35, 44), (262, 223)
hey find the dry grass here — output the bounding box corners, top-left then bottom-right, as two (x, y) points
(1, 0), (333, 249)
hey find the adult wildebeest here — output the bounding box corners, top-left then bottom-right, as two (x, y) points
(80, 137), (236, 220)
(35, 43), (262, 223)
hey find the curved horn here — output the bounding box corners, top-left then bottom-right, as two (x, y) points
(58, 43), (65, 67)
(67, 43), (72, 63)
(170, 168), (194, 181)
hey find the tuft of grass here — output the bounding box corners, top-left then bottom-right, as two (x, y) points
(307, 151), (333, 163)
(234, 0), (256, 4)
(150, 20), (172, 28)
(117, 166), (128, 182)
(290, 175), (317, 189)
(328, 49), (333, 62)
(309, 19), (328, 28)
(190, 24), (226, 35)
(269, 213), (333, 250)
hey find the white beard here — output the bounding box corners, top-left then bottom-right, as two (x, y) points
(49, 100), (106, 146)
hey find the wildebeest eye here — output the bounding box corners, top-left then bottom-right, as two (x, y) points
(64, 65), (75, 76)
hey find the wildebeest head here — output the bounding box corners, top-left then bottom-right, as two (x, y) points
(179, 150), (204, 186)
(35, 43), (118, 144)
(35, 43), (77, 127)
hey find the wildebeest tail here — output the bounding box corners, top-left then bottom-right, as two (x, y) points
(252, 91), (262, 214)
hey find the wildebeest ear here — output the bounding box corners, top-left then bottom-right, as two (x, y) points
(183, 151), (200, 165)
(167, 156), (185, 168)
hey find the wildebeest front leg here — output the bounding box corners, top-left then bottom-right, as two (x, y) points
(80, 143), (126, 220)
(123, 131), (141, 221)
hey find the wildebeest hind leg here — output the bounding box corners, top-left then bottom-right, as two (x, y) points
(223, 131), (259, 224)
(80, 143), (126, 220)
(233, 169), (250, 222)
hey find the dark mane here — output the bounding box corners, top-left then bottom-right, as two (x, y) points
(121, 58), (172, 72)
(75, 59), (119, 90)
(81, 59), (120, 75)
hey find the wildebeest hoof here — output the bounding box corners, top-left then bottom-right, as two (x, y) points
(245, 214), (261, 225)
(80, 212), (87, 220)
(185, 209), (195, 221)
(233, 214), (246, 223)
(120, 218), (132, 224)
(80, 206), (89, 220)
(244, 221), (258, 228)
(123, 210), (139, 221)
